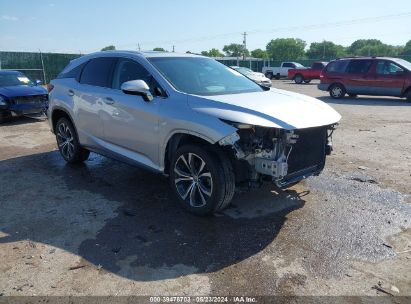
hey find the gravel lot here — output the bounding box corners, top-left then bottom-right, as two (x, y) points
(0, 80), (410, 298)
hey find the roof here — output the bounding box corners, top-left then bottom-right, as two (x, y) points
(336, 56), (400, 61)
(88, 50), (204, 59)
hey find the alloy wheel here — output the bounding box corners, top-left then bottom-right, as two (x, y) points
(57, 122), (75, 160)
(174, 152), (213, 208)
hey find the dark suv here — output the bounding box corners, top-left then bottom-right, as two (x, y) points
(318, 57), (411, 101)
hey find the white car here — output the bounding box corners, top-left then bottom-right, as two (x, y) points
(231, 66), (272, 87)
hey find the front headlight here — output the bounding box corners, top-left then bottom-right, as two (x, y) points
(218, 132), (240, 146)
(0, 96), (7, 106)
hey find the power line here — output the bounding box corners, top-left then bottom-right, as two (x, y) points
(114, 11), (411, 49)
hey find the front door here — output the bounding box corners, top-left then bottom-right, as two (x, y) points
(101, 58), (162, 169)
(370, 60), (406, 96)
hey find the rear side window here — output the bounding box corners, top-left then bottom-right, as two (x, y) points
(326, 60), (349, 73)
(57, 62), (86, 81)
(346, 60), (373, 74)
(79, 57), (117, 87)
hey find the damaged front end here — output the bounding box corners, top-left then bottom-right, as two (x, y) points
(219, 122), (337, 187)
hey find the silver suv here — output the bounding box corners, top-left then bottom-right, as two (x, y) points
(48, 51), (341, 215)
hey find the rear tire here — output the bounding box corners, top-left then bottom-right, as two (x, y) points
(329, 83), (346, 99)
(169, 144), (235, 216)
(275, 73), (281, 80)
(55, 117), (90, 163)
(294, 74), (304, 84)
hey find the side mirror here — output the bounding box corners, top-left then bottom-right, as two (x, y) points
(35, 80), (42, 85)
(121, 80), (153, 102)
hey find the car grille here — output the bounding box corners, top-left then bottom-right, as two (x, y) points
(282, 126), (327, 184)
(10, 94), (48, 105)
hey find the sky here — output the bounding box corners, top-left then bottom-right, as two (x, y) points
(1, 0), (410, 54)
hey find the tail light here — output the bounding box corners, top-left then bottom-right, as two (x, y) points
(47, 84), (54, 93)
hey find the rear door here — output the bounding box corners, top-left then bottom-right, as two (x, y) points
(76, 57), (117, 144)
(344, 59), (374, 94)
(370, 60), (406, 96)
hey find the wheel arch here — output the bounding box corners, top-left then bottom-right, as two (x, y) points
(163, 132), (216, 174)
(51, 107), (76, 135)
(329, 82), (346, 91)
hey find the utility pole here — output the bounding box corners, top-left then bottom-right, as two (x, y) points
(323, 40), (326, 59)
(39, 49), (47, 84)
(137, 43), (141, 51)
(242, 32), (247, 60)
(172, 45), (175, 52)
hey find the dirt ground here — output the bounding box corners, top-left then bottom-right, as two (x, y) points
(0, 80), (410, 299)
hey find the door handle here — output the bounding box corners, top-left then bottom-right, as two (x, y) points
(104, 97), (115, 105)
(68, 90), (75, 96)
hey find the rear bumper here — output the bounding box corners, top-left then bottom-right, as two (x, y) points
(318, 84), (329, 91)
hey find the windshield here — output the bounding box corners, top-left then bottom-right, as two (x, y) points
(0, 72), (34, 87)
(149, 57), (263, 96)
(235, 67), (253, 75)
(392, 58), (411, 71)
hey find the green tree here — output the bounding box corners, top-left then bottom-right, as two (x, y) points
(101, 45), (116, 51)
(401, 40), (411, 55)
(153, 47), (166, 52)
(347, 39), (401, 57)
(222, 43), (249, 57)
(251, 48), (268, 58)
(201, 48), (224, 57)
(266, 38), (306, 60)
(306, 41), (347, 59)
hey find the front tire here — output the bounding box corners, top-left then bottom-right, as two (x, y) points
(329, 83), (346, 99)
(169, 145), (235, 216)
(265, 72), (273, 80)
(294, 74), (304, 84)
(55, 117), (90, 163)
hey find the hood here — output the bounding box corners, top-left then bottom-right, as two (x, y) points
(248, 73), (270, 82)
(188, 89), (341, 130)
(0, 85), (47, 98)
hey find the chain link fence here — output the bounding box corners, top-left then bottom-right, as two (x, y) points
(0, 51), (81, 84)
(1, 52), (411, 82)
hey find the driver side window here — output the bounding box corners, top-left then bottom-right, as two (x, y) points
(112, 59), (166, 97)
(112, 59), (151, 90)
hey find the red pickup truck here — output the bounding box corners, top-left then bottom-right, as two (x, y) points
(288, 61), (328, 84)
